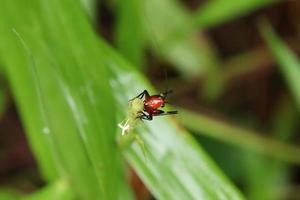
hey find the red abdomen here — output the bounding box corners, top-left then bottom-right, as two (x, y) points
(144, 96), (164, 113)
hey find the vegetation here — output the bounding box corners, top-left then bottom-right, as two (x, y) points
(0, 0), (299, 200)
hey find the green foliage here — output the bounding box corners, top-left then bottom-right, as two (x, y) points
(193, 0), (279, 29)
(178, 108), (300, 165)
(115, 0), (145, 67)
(111, 65), (245, 199)
(142, 0), (219, 78)
(1, 0), (297, 200)
(80, 0), (97, 20)
(0, 0), (245, 199)
(241, 97), (296, 200)
(24, 180), (74, 200)
(0, 0), (132, 199)
(260, 22), (300, 109)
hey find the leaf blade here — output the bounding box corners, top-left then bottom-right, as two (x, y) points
(260, 22), (300, 109)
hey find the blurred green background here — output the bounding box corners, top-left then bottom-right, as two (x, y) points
(0, 0), (300, 200)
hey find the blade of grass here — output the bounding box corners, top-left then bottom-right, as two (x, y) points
(0, 0), (133, 199)
(178, 108), (300, 165)
(0, 0), (245, 199)
(50, 1), (244, 198)
(193, 0), (279, 29)
(107, 58), (245, 199)
(0, 1), (60, 181)
(115, 0), (145, 67)
(23, 179), (74, 200)
(260, 22), (300, 109)
(143, 0), (279, 77)
(80, 0), (97, 20)
(143, 0), (220, 78)
(143, 0), (225, 100)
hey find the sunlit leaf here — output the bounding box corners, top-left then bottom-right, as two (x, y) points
(109, 58), (245, 200)
(0, 0), (245, 199)
(0, 0), (133, 199)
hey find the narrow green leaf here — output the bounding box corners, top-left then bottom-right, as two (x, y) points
(143, 0), (219, 78)
(0, 0), (245, 199)
(0, 1), (60, 181)
(178, 108), (300, 165)
(260, 22), (300, 109)
(193, 0), (279, 29)
(107, 58), (245, 199)
(0, 0), (133, 199)
(115, 0), (145, 67)
(80, 0), (97, 20)
(23, 180), (74, 200)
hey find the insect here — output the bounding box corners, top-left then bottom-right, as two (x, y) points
(118, 89), (177, 136)
(133, 89), (178, 121)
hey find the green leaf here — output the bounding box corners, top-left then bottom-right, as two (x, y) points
(109, 61), (245, 199)
(260, 22), (300, 109)
(80, 0), (97, 20)
(115, 0), (145, 67)
(23, 180), (74, 200)
(178, 108), (300, 165)
(143, 0), (219, 78)
(0, 0), (245, 199)
(193, 0), (279, 29)
(0, 0), (133, 199)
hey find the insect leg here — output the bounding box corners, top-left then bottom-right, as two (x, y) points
(153, 109), (178, 116)
(130, 90), (150, 101)
(152, 109), (164, 116)
(140, 114), (153, 121)
(139, 111), (153, 121)
(166, 110), (178, 115)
